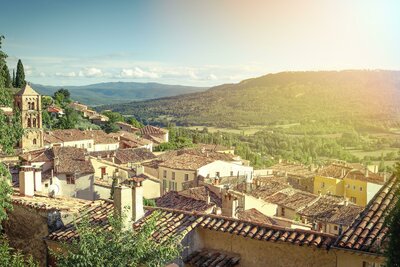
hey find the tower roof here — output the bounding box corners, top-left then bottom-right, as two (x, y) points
(16, 84), (39, 96)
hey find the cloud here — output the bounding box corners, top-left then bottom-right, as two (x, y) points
(55, 71), (77, 77)
(118, 67), (159, 79)
(78, 67), (104, 78)
(208, 74), (218, 80)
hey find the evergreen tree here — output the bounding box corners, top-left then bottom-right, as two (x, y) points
(12, 69), (15, 88)
(15, 59), (25, 88)
(2, 64), (11, 88)
(0, 35), (7, 88)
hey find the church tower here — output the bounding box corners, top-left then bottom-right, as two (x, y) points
(14, 84), (44, 151)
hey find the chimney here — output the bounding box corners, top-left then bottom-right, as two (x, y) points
(365, 168), (369, 178)
(221, 191), (238, 218)
(114, 185), (133, 230)
(34, 167), (42, 192)
(131, 179), (144, 222)
(206, 192), (211, 205)
(19, 166), (35, 197)
(341, 168), (346, 178)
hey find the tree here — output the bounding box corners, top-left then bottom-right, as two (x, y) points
(0, 237), (38, 267)
(54, 88), (71, 107)
(2, 64), (11, 88)
(0, 35), (7, 88)
(127, 117), (144, 128)
(12, 69), (15, 88)
(53, 211), (182, 267)
(15, 59), (25, 88)
(386, 162), (400, 267)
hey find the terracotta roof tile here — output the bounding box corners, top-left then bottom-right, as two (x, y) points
(184, 249), (240, 267)
(53, 147), (94, 174)
(264, 188), (319, 210)
(334, 175), (399, 254)
(48, 202), (336, 249)
(159, 154), (215, 171)
(139, 125), (166, 136)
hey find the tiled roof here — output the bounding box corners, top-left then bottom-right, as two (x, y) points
(44, 129), (92, 144)
(345, 169), (384, 185)
(299, 196), (363, 226)
(237, 208), (277, 225)
(48, 201), (336, 249)
(265, 188), (319, 210)
(15, 84), (39, 96)
(53, 147), (94, 174)
(82, 130), (117, 145)
(235, 177), (291, 201)
(270, 162), (316, 178)
(11, 190), (93, 213)
(139, 125), (166, 136)
(21, 148), (53, 163)
(156, 191), (215, 212)
(317, 164), (352, 179)
(184, 249), (240, 267)
(114, 148), (156, 164)
(158, 154), (215, 171)
(178, 186), (222, 207)
(335, 175), (399, 254)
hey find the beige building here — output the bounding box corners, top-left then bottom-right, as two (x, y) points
(14, 84), (44, 151)
(158, 153), (253, 195)
(139, 125), (169, 144)
(115, 121), (139, 133)
(44, 129), (119, 152)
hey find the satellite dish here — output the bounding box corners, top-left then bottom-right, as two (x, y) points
(48, 184), (60, 197)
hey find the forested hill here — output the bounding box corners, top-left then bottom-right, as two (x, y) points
(32, 82), (207, 106)
(97, 70), (400, 127)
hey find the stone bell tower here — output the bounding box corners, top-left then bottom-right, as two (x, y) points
(14, 84), (44, 151)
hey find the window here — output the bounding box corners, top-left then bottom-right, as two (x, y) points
(360, 187), (363, 191)
(88, 143), (92, 148)
(281, 207), (285, 217)
(45, 183), (49, 188)
(216, 172), (220, 178)
(184, 174), (189, 181)
(27, 118), (32, 127)
(172, 172), (176, 180)
(321, 182), (325, 188)
(350, 197), (357, 203)
(353, 185), (356, 190)
(66, 175), (75, 184)
(33, 139), (37, 145)
(334, 225), (338, 231)
(81, 144), (85, 148)
(163, 170), (167, 178)
(169, 181), (177, 191)
(33, 118), (37, 127)
(162, 179), (167, 192)
(230, 171), (234, 176)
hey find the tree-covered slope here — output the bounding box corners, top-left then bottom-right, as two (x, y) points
(98, 70), (400, 127)
(31, 82), (207, 106)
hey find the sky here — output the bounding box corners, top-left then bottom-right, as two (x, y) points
(1, 0), (399, 86)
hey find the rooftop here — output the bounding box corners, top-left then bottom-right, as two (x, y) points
(139, 125), (167, 136)
(184, 249), (240, 267)
(11, 190), (93, 213)
(299, 196), (363, 226)
(53, 147), (94, 174)
(265, 188), (319, 210)
(47, 202), (336, 249)
(158, 154), (215, 171)
(334, 175), (399, 254)
(15, 84), (39, 96)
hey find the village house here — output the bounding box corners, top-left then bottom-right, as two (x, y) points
(46, 105), (64, 118)
(158, 152), (253, 195)
(266, 162), (316, 193)
(109, 130), (153, 151)
(139, 125), (169, 144)
(314, 163), (385, 206)
(43, 175), (399, 267)
(115, 121), (139, 133)
(43, 129), (119, 152)
(20, 146), (96, 200)
(298, 195), (364, 235)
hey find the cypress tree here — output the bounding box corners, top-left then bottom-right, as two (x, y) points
(2, 64), (11, 88)
(15, 59), (26, 88)
(12, 69), (15, 88)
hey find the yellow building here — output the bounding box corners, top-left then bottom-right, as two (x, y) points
(314, 164), (384, 206)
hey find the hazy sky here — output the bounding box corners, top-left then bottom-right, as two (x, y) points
(1, 0), (399, 86)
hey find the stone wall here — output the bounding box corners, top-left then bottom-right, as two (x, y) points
(3, 205), (49, 266)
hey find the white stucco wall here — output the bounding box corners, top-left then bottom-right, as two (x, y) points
(198, 161), (253, 179)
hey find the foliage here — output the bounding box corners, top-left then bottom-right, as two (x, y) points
(1, 64), (11, 88)
(99, 71), (400, 128)
(0, 237), (38, 267)
(385, 162), (400, 267)
(15, 59), (25, 88)
(0, 35), (7, 88)
(102, 110), (124, 123)
(0, 108), (24, 155)
(53, 211), (182, 267)
(56, 107), (80, 129)
(54, 89), (71, 107)
(127, 116), (144, 128)
(143, 198), (156, 207)
(0, 163), (13, 227)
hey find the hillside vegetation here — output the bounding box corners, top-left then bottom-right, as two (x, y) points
(98, 70), (400, 127)
(32, 82), (207, 106)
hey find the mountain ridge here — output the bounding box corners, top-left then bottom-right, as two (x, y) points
(96, 70), (400, 127)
